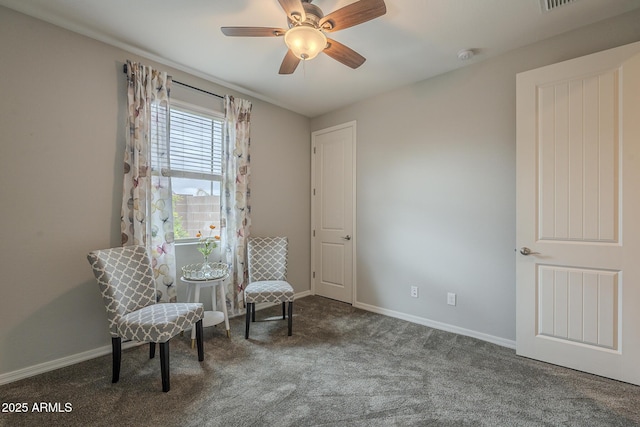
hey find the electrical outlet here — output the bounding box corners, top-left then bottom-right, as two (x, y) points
(410, 286), (418, 298)
(447, 292), (456, 306)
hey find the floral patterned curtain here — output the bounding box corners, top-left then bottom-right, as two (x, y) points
(221, 95), (252, 312)
(121, 60), (177, 302)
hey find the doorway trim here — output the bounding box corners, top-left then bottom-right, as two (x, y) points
(310, 121), (357, 303)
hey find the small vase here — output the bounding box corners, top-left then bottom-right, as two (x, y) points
(201, 256), (213, 279)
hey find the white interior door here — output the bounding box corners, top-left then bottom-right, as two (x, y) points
(311, 122), (355, 303)
(516, 41), (640, 385)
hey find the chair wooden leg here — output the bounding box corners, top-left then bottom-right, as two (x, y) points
(111, 337), (121, 383)
(288, 302), (293, 336)
(160, 341), (170, 392)
(195, 319), (204, 362)
(282, 301), (286, 319)
(251, 302), (256, 322)
(149, 342), (156, 359)
(245, 303), (252, 339)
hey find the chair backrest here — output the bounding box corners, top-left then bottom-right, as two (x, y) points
(87, 245), (156, 336)
(247, 237), (288, 282)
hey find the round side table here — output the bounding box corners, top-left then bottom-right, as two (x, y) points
(180, 274), (231, 347)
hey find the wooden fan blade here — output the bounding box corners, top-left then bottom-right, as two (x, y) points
(323, 38), (366, 69)
(221, 27), (286, 37)
(277, 0), (306, 24)
(279, 49), (301, 74)
(319, 0), (386, 32)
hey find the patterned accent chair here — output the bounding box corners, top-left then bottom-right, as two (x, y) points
(87, 245), (205, 392)
(245, 237), (295, 339)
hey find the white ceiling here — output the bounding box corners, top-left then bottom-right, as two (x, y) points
(2, 0), (639, 117)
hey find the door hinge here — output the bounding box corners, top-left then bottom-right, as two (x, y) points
(313, 188), (316, 196)
(312, 272), (315, 278)
(313, 230), (315, 237)
(313, 146), (316, 154)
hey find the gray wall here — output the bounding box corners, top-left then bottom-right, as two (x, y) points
(0, 6), (311, 377)
(311, 10), (640, 343)
(2, 2), (640, 380)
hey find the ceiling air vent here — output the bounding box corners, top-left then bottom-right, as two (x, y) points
(540, 0), (578, 12)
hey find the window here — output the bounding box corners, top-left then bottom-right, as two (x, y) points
(168, 102), (223, 240)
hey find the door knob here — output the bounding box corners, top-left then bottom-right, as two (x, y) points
(519, 247), (540, 256)
(342, 235), (352, 241)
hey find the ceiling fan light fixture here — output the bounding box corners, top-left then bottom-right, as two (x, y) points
(284, 25), (327, 60)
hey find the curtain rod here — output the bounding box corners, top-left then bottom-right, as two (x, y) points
(122, 64), (224, 100)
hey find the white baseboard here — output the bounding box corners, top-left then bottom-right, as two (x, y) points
(0, 340), (141, 386)
(294, 290), (312, 299)
(353, 301), (516, 349)
(0, 290), (313, 386)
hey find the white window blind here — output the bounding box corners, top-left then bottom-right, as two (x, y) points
(169, 107), (223, 180)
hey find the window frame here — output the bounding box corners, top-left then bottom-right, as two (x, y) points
(169, 99), (224, 244)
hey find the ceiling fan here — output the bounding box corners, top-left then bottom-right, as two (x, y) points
(221, 0), (387, 74)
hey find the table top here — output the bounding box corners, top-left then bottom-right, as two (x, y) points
(180, 273), (229, 285)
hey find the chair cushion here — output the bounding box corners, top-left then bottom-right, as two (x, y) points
(245, 280), (294, 304)
(117, 303), (204, 343)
